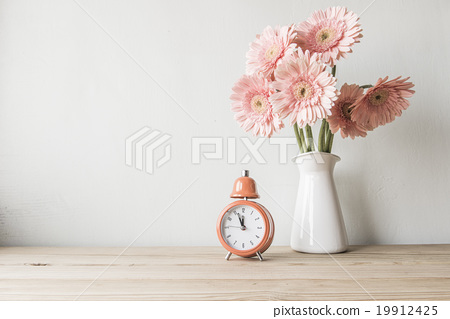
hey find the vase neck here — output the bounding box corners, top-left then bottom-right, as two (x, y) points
(293, 152), (340, 173)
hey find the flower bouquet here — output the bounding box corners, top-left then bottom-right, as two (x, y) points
(230, 7), (415, 153)
(230, 7), (415, 253)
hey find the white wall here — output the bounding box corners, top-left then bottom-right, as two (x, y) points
(0, 0), (449, 246)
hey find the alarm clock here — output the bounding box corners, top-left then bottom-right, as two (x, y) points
(216, 170), (275, 261)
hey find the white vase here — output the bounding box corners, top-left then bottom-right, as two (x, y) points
(290, 152), (348, 254)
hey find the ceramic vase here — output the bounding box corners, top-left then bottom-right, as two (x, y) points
(290, 152), (348, 254)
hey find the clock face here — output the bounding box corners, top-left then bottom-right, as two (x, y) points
(220, 204), (266, 251)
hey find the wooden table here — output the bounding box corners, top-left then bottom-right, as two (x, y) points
(0, 245), (449, 300)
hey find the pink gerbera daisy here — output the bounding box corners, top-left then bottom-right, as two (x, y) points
(270, 51), (338, 128)
(328, 83), (367, 139)
(351, 76), (415, 129)
(246, 25), (297, 79)
(294, 7), (362, 66)
(230, 74), (284, 138)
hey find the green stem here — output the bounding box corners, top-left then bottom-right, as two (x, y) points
(324, 120), (330, 138)
(321, 64), (336, 154)
(359, 84), (373, 89)
(293, 123), (303, 153)
(324, 119), (335, 153)
(325, 129), (332, 153)
(305, 124), (315, 151)
(318, 119), (326, 152)
(327, 133), (334, 153)
(298, 127), (308, 153)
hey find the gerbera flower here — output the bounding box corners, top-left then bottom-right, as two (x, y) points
(328, 83), (367, 139)
(294, 7), (362, 66)
(246, 25), (297, 79)
(270, 51), (338, 128)
(230, 74), (284, 138)
(351, 76), (415, 129)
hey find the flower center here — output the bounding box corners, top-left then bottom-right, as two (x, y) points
(293, 81), (312, 100)
(341, 102), (353, 120)
(251, 95), (268, 114)
(265, 44), (280, 61)
(315, 28), (336, 46)
(369, 89), (390, 106)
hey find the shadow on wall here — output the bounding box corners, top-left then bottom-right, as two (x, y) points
(336, 167), (376, 245)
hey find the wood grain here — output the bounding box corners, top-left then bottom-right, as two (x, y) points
(0, 245), (449, 300)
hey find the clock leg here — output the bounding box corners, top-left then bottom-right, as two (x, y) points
(225, 252), (232, 260)
(256, 251), (264, 261)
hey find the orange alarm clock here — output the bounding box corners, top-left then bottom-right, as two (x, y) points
(216, 170), (275, 261)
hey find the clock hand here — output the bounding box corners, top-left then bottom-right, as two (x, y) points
(229, 225), (246, 230)
(236, 213), (246, 231)
(238, 213), (247, 227)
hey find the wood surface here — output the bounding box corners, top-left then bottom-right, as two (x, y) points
(0, 245), (449, 300)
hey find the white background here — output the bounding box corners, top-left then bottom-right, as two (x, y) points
(1, 301), (449, 319)
(0, 0), (448, 246)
